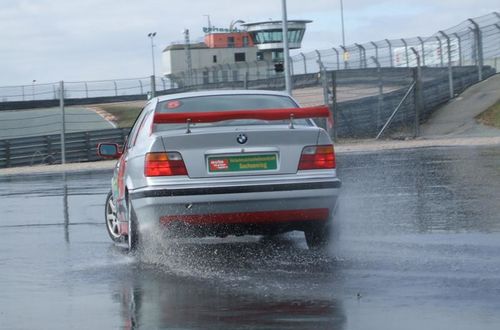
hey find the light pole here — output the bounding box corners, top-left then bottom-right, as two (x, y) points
(340, 0), (346, 47)
(147, 32), (157, 78)
(281, 0), (292, 95)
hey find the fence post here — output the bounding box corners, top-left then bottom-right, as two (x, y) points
(85, 132), (91, 161)
(371, 56), (383, 131)
(315, 61), (328, 131)
(468, 18), (483, 81)
(411, 48), (422, 138)
(340, 46), (349, 69)
(300, 52), (307, 74)
(315, 50), (322, 73)
(5, 141), (10, 168)
(59, 81), (66, 165)
(495, 24), (500, 71)
(355, 43), (366, 68)
(150, 75), (156, 98)
(46, 135), (52, 159)
(453, 33), (462, 66)
(318, 61), (328, 102)
(331, 71), (338, 142)
(139, 80), (143, 95)
(244, 71), (249, 89)
(243, 62), (250, 83)
(332, 47), (340, 70)
(370, 42), (379, 66)
(417, 37), (426, 66)
(401, 39), (409, 67)
(84, 82), (89, 98)
(439, 31), (454, 98)
(266, 60), (271, 79)
(435, 36), (444, 67)
(385, 39), (393, 67)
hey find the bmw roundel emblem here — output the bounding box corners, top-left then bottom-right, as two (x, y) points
(236, 134), (248, 144)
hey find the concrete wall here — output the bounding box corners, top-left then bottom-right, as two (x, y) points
(163, 47), (260, 75)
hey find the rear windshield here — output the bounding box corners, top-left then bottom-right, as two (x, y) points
(154, 94), (310, 131)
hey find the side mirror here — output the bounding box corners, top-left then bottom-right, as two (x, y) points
(97, 143), (122, 159)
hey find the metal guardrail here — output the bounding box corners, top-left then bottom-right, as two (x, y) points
(0, 128), (129, 168)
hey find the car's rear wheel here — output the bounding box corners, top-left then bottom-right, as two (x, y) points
(127, 202), (140, 252)
(105, 191), (121, 242)
(304, 222), (331, 250)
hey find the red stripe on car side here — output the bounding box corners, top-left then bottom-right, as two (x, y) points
(159, 208), (329, 225)
(154, 105), (330, 124)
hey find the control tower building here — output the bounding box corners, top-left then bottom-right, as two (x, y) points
(242, 20), (312, 62)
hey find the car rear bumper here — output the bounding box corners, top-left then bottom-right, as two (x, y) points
(128, 176), (340, 234)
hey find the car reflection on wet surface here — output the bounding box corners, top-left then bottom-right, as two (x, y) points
(1, 146), (499, 329)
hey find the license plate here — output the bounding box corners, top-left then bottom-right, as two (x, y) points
(208, 154), (278, 172)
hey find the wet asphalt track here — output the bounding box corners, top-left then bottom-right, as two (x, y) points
(1, 145), (500, 330)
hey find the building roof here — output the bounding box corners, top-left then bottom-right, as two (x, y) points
(163, 42), (208, 52)
(241, 20), (312, 28)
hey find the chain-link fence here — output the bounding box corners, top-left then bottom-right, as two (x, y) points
(0, 76), (177, 103)
(293, 12), (500, 74)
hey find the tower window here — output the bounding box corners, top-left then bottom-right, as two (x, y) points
(234, 53), (246, 62)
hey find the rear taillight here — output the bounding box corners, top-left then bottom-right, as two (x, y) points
(145, 152), (188, 177)
(298, 145), (336, 170)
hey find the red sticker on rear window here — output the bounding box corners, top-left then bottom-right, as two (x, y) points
(166, 100), (181, 109)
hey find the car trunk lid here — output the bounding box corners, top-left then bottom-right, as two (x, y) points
(158, 126), (321, 178)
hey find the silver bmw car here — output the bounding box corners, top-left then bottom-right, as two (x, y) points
(98, 90), (341, 251)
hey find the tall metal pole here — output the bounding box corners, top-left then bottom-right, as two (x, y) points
(439, 30), (454, 99)
(371, 56), (383, 131)
(147, 32), (157, 78)
(410, 48), (422, 138)
(468, 19), (483, 81)
(340, 0), (346, 47)
(281, 0), (292, 95)
(59, 81), (66, 165)
(184, 29), (193, 86)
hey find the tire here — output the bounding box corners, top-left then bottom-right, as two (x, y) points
(105, 191), (121, 242)
(127, 202), (140, 252)
(304, 222), (332, 250)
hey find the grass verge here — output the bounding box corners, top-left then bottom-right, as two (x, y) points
(93, 101), (145, 128)
(476, 100), (500, 129)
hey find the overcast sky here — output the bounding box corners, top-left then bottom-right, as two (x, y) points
(0, 0), (497, 86)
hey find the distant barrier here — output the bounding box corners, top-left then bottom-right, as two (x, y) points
(0, 128), (129, 168)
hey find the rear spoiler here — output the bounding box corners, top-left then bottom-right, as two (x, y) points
(153, 105), (330, 124)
